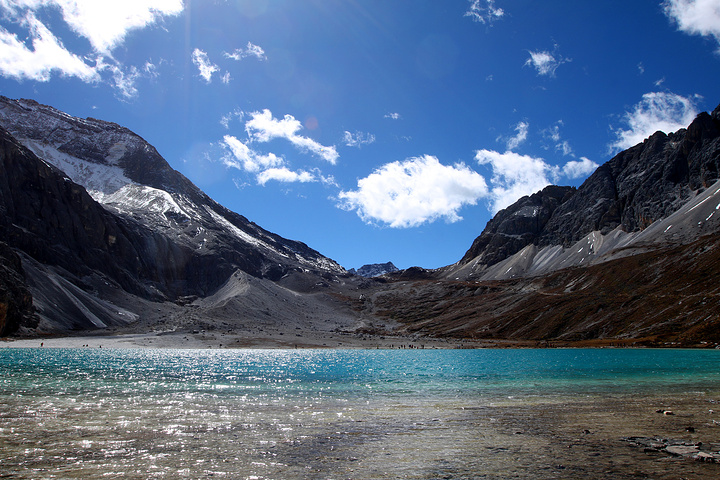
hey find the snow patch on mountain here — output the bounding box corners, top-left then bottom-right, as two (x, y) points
(102, 185), (192, 218)
(206, 207), (276, 251)
(20, 138), (133, 199)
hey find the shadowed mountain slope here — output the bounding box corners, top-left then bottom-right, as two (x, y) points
(0, 98), (362, 336)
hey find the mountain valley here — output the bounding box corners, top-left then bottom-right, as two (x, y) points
(1, 97), (719, 347)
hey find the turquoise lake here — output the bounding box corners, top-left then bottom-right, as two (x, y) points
(2, 348), (720, 479)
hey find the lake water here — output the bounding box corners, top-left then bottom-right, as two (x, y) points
(2, 348), (720, 479)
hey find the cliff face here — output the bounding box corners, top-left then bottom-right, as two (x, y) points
(460, 185), (576, 266)
(453, 105), (720, 280)
(0, 98), (354, 335)
(0, 241), (35, 336)
(541, 107), (720, 247)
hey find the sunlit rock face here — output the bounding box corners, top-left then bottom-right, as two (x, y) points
(349, 262), (400, 278)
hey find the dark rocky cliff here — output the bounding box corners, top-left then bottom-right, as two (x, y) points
(460, 104), (720, 271)
(0, 241), (36, 336)
(0, 126), (202, 301)
(0, 99), (352, 335)
(364, 103), (720, 346)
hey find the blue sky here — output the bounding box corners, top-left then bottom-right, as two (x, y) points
(1, 0), (719, 270)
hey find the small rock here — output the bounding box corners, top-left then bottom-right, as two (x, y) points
(685, 426), (695, 433)
(694, 452), (718, 463)
(664, 410), (674, 416)
(665, 445), (699, 457)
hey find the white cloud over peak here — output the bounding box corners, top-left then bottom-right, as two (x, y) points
(475, 149), (598, 214)
(541, 121), (574, 156)
(220, 110), (339, 186)
(338, 155), (489, 228)
(339, 146), (600, 226)
(465, 0), (504, 24)
(475, 149), (557, 214)
(610, 91), (699, 151)
(524, 47), (570, 77)
(245, 109), (339, 164)
(663, 0), (720, 49)
(562, 157), (599, 179)
(225, 42), (267, 61)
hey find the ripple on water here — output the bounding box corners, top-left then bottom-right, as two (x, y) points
(2, 348), (720, 478)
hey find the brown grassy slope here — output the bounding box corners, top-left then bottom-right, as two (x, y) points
(359, 233), (720, 346)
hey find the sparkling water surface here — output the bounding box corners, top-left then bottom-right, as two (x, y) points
(2, 348), (720, 479)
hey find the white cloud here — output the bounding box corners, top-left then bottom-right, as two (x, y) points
(663, 0), (720, 49)
(221, 135), (283, 173)
(220, 109), (245, 129)
(343, 131), (376, 148)
(245, 109), (339, 164)
(225, 41), (267, 61)
(257, 167), (315, 186)
(465, 0), (505, 24)
(524, 47), (570, 77)
(475, 149), (558, 214)
(610, 91), (699, 151)
(562, 157), (599, 179)
(0, 0), (183, 95)
(94, 57), (142, 99)
(384, 112), (401, 120)
(542, 121), (574, 156)
(0, 0), (183, 54)
(505, 121), (528, 151)
(339, 148), (599, 226)
(556, 140), (573, 156)
(0, 11), (99, 82)
(338, 155), (489, 228)
(192, 48), (219, 83)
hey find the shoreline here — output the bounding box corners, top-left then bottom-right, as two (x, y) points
(1, 331), (717, 350)
(0, 331), (506, 350)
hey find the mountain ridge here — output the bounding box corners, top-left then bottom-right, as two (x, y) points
(0, 98), (364, 336)
(348, 262), (400, 278)
(443, 104), (720, 282)
(1, 97), (719, 346)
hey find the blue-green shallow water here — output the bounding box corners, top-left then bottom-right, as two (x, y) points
(2, 348), (720, 479)
(2, 348), (720, 398)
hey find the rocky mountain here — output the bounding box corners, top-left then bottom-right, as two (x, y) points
(362, 103), (720, 346)
(0, 97), (364, 336)
(2, 96), (720, 347)
(348, 262), (399, 278)
(445, 103), (720, 281)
